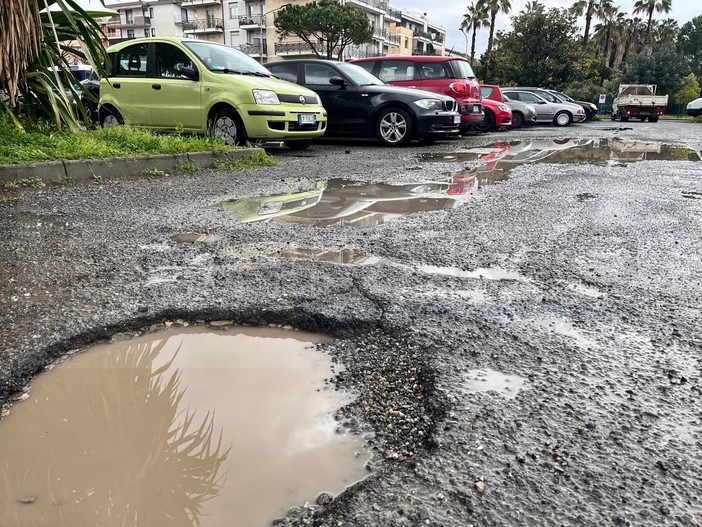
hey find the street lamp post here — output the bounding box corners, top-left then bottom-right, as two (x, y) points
(259, 3), (292, 63)
(459, 27), (469, 58)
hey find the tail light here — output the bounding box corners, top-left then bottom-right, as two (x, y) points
(449, 82), (468, 94)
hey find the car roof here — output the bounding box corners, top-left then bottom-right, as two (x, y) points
(268, 59), (343, 66)
(353, 55), (468, 63)
(106, 36), (220, 52)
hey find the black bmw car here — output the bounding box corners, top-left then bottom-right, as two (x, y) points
(266, 59), (461, 147)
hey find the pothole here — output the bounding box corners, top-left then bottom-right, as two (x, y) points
(462, 369), (528, 399)
(420, 138), (701, 182)
(219, 177), (476, 225)
(0, 327), (370, 527)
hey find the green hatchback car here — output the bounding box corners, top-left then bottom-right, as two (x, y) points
(99, 37), (327, 149)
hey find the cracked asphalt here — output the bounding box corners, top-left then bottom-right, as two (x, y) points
(1, 120), (701, 526)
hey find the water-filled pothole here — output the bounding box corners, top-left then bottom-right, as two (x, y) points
(421, 139), (700, 185)
(219, 177), (476, 225)
(171, 233), (222, 244)
(462, 369), (528, 399)
(418, 265), (528, 281)
(0, 327), (369, 527)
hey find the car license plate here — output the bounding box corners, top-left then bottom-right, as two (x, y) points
(453, 115), (461, 124)
(298, 114), (316, 125)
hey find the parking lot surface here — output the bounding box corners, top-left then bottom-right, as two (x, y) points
(1, 120), (701, 526)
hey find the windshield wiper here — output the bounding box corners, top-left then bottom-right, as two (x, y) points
(212, 68), (271, 77)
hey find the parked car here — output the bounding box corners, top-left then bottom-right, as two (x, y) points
(502, 89), (585, 126)
(266, 59), (461, 146)
(481, 84), (536, 128)
(545, 89), (598, 120)
(686, 97), (702, 117)
(99, 37), (327, 148)
(350, 55), (484, 132)
(504, 87), (586, 124)
(473, 97), (513, 132)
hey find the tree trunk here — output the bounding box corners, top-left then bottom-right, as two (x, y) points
(644, 7), (654, 55)
(470, 21), (478, 66)
(612, 36), (626, 69)
(484, 11), (497, 80)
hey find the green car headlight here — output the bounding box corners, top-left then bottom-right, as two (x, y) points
(414, 99), (443, 111)
(253, 90), (280, 105)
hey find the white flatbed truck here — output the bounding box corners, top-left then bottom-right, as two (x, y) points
(611, 84), (668, 122)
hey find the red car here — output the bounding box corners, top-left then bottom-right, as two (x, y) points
(474, 97), (512, 132)
(351, 55), (484, 132)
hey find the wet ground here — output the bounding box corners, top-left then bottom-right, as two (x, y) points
(1, 120), (701, 526)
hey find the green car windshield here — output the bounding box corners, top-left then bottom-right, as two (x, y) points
(184, 41), (272, 76)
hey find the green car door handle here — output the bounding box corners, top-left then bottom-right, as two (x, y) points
(152, 84), (161, 90)
(113, 83), (121, 89)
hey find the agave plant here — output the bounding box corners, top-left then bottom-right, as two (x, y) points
(0, 0), (108, 129)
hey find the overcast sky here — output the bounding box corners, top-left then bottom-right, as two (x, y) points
(397, 0), (700, 58)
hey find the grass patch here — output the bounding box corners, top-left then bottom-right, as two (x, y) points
(4, 177), (46, 189)
(211, 150), (277, 170)
(693, 115), (702, 123)
(142, 167), (166, 177)
(0, 114), (231, 165)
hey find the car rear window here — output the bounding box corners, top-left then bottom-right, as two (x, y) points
(267, 62), (298, 83)
(377, 60), (416, 82)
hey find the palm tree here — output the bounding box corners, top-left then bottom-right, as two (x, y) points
(462, 1), (490, 66)
(481, 0), (512, 81)
(570, 0), (602, 53)
(593, 1), (619, 76)
(0, 0), (108, 129)
(610, 13), (630, 69)
(520, 0), (543, 14)
(655, 18), (679, 47)
(633, 0), (673, 54)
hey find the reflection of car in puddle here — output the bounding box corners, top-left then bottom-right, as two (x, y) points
(422, 138), (699, 183)
(220, 176), (477, 226)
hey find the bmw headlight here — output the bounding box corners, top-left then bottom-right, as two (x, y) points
(414, 98), (443, 111)
(590, 103), (597, 110)
(253, 90), (280, 105)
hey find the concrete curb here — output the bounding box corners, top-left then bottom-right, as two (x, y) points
(0, 148), (262, 187)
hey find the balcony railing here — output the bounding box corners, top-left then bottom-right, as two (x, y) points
(275, 41), (326, 55)
(180, 0), (221, 5)
(238, 15), (263, 27)
(120, 15), (150, 28)
(372, 27), (387, 39)
(412, 30), (444, 44)
(240, 43), (264, 56)
(386, 33), (401, 45)
(386, 7), (402, 20)
(345, 0), (390, 13)
(183, 17), (224, 31)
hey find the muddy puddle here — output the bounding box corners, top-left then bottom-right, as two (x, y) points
(462, 369), (528, 399)
(171, 233), (222, 244)
(219, 177), (475, 226)
(0, 327), (369, 527)
(421, 138), (701, 181)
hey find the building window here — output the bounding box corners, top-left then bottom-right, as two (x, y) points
(127, 29), (135, 38)
(149, 7), (154, 18)
(151, 28), (156, 36)
(229, 3), (238, 19)
(405, 37), (409, 47)
(125, 9), (133, 23)
(181, 8), (188, 22)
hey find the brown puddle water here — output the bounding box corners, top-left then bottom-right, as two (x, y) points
(0, 327), (369, 527)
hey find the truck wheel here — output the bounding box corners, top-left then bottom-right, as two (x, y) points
(649, 116), (659, 123)
(620, 111), (629, 122)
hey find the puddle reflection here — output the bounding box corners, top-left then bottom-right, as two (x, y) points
(220, 177), (476, 226)
(422, 138), (700, 187)
(0, 327), (368, 527)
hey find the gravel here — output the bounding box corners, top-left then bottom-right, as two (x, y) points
(1, 120), (701, 526)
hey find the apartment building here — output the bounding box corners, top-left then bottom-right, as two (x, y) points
(103, 0), (445, 61)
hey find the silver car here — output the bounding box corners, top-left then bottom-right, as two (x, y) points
(502, 89), (585, 126)
(503, 96), (537, 128)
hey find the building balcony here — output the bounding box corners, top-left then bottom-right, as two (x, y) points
(238, 15), (263, 28)
(372, 27), (387, 40)
(344, 0), (389, 15)
(119, 15), (151, 28)
(240, 42), (265, 57)
(275, 41), (325, 57)
(385, 33), (401, 46)
(412, 30), (444, 44)
(386, 7), (402, 21)
(180, 0), (221, 6)
(183, 17), (224, 32)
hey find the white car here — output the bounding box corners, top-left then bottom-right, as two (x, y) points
(686, 97), (702, 117)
